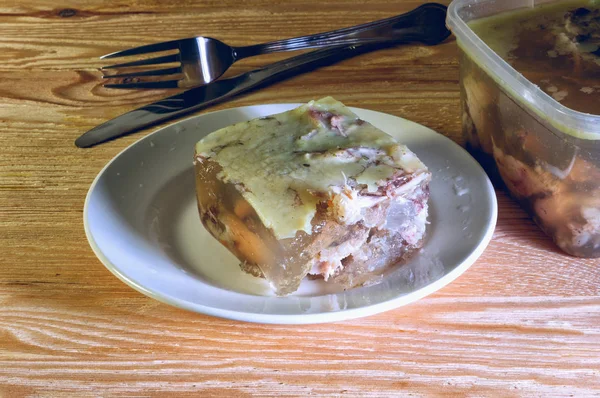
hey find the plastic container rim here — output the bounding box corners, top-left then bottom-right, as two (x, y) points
(447, 0), (600, 140)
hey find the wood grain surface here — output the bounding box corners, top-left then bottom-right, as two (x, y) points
(1, 0), (599, 396)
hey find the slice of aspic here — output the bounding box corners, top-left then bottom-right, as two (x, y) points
(194, 97), (431, 296)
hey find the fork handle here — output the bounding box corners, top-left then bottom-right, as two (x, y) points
(243, 44), (381, 85)
(232, 3), (448, 60)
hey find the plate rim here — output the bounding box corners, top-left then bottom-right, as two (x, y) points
(83, 103), (498, 324)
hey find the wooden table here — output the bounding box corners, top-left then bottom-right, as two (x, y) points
(1, 0), (599, 396)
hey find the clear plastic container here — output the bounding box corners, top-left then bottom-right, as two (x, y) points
(447, 0), (600, 257)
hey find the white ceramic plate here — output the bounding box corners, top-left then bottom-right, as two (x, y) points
(84, 104), (497, 324)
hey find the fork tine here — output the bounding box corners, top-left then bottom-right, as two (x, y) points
(102, 67), (182, 79)
(101, 54), (179, 70)
(100, 40), (180, 59)
(103, 80), (181, 89)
